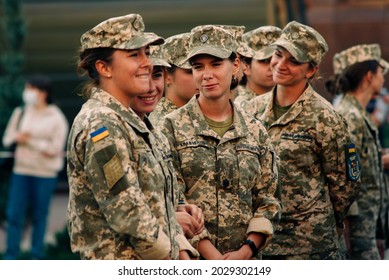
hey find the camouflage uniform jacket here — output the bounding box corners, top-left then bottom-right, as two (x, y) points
(248, 85), (360, 256)
(149, 97), (178, 126)
(67, 87), (196, 260)
(158, 94), (282, 254)
(336, 94), (385, 242)
(234, 85), (257, 110)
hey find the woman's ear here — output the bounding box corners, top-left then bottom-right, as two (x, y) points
(165, 72), (172, 87)
(95, 60), (112, 78)
(232, 57), (240, 76)
(306, 65), (318, 79)
(365, 70), (373, 84)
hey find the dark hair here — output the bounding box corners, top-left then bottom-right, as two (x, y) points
(239, 56), (252, 86)
(228, 52), (239, 90)
(334, 60), (379, 95)
(325, 74), (341, 96)
(77, 47), (115, 98)
(26, 74), (54, 104)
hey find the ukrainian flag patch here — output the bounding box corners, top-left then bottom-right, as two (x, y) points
(90, 127), (109, 143)
(345, 143), (360, 181)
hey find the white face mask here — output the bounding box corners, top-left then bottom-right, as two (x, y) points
(22, 89), (38, 105)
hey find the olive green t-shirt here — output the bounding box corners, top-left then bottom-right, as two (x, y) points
(273, 100), (292, 120)
(204, 114), (233, 138)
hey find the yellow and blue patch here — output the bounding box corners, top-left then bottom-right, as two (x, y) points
(345, 143), (360, 181)
(90, 127), (109, 143)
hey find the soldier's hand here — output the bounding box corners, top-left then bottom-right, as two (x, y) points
(176, 211), (200, 239)
(183, 204), (205, 235)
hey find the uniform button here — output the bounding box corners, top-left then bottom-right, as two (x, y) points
(222, 179), (229, 188)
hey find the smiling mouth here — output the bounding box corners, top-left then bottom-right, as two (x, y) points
(139, 95), (156, 102)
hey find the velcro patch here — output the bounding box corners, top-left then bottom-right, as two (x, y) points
(345, 143), (361, 181)
(91, 127), (109, 143)
(103, 154), (125, 189)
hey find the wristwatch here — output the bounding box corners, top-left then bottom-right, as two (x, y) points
(241, 239), (259, 257)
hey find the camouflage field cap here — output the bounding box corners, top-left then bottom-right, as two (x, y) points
(273, 21), (328, 65)
(160, 32), (191, 69)
(333, 44), (389, 75)
(215, 25), (255, 58)
(80, 14), (164, 51)
(243, 26), (282, 60)
(150, 45), (170, 67)
(186, 25), (238, 61)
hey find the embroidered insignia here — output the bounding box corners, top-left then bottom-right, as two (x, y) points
(345, 143), (361, 181)
(90, 127), (109, 143)
(103, 154), (125, 189)
(200, 34), (208, 43)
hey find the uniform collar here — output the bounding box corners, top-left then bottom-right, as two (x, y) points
(91, 87), (151, 134)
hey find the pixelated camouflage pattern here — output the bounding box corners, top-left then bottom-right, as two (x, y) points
(234, 85), (257, 109)
(335, 94), (384, 259)
(67, 87), (187, 260)
(80, 14), (164, 51)
(247, 85), (360, 257)
(158, 95), (282, 255)
(149, 97), (178, 127)
(186, 25), (238, 62)
(160, 32), (191, 69)
(243, 26), (282, 60)
(274, 21), (328, 65)
(333, 44), (389, 75)
(215, 25), (255, 58)
(150, 45), (170, 67)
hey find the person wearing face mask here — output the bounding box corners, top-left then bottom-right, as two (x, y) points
(2, 74), (69, 260)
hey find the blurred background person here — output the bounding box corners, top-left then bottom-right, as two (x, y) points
(2, 74), (68, 259)
(331, 44), (389, 259)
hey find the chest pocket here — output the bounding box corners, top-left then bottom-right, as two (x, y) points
(236, 144), (264, 203)
(280, 132), (316, 170)
(176, 140), (211, 195)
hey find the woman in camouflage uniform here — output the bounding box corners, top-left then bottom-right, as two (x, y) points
(158, 25), (281, 260)
(234, 25), (281, 109)
(330, 44), (388, 259)
(149, 33), (198, 127)
(247, 21), (361, 259)
(66, 14), (198, 260)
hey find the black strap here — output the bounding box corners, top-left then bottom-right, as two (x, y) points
(241, 239), (259, 258)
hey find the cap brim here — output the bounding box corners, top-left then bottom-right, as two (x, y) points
(125, 32), (164, 50)
(253, 45), (276, 60)
(151, 57), (171, 67)
(237, 42), (255, 58)
(273, 40), (308, 63)
(186, 46), (232, 62)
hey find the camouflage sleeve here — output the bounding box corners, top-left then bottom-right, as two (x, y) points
(321, 115), (361, 227)
(84, 118), (171, 260)
(247, 124), (282, 249)
(342, 111), (363, 217)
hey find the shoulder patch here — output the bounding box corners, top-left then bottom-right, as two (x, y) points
(103, 154), (125, 189)
(90, 126), (109, 143)
(345, 143), (361, 181)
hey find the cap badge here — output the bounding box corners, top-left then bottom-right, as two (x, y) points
(200, 34), (209, 43)
(132, 19), (140, 30)
(292, 32), (299, 39)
